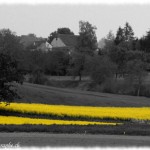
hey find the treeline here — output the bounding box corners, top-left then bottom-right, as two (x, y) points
(1, 21), (150, 98)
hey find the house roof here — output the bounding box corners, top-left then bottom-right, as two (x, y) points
(57, 34), (79, 47)
(34, 39), (47, 47)
(20, 34), (47, 48)
(20, 35), (38, 48)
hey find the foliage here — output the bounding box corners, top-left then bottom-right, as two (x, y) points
(68, 51), (90, 81)
(123, 22), (135, 42)
(29, 67), (48, 85)
(109, 46), (128, 76)
(139, 30), (150, 53)
(115, 22), (135, 45)
(0, 29), (24, 59)
(23, 49), (70, 76)
(0, 29), (25, 103)
(78, 21), (97, 55)
(125, 59), (148, 96)
(45, 50), (70, 75)
(114, 22), (135, 51)
(115, 26), (125, 45)
(0, 53), (24, 103)
(102, 31), (115, 54)
(90, 55), (117, 84)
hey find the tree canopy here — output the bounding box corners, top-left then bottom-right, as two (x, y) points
(0, 29), (24, 103)
(78, 21), (98, 55)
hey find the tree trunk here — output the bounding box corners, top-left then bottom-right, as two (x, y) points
(137, 85), (140, 96)
(79, 73), (82, 82)
(137, 79), (141, 96)
(116, 73), (118, 78)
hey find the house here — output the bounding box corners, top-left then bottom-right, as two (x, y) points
(20, 34), (52, 52)
(34, 40), (52, 52)
(20, 34), (39, 48)
(51, 34), (79, 54)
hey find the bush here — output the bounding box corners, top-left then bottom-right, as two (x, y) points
(90, 56), (117, 84)
(29, 67), (48, 85)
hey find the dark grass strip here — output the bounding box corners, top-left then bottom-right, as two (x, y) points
(0, 109), (130, 123)
(0, 124), (150, 136)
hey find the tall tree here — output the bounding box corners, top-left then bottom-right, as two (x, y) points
(0, 29), (25, 104)
(68, 51), (86, 81)
(139, 30), (150, 53)
(78, 21), (97, 55)
(115, 27), (124, 45)
(124, 22), (134, 42)
(115, 22), (135, 46)
(103, 31), (115, 53)
(0, 29), (24, 58)
(0, 52), (24, 104)
(57, 28), (74, 35)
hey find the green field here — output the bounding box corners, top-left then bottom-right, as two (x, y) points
(17, 82), (150, 107)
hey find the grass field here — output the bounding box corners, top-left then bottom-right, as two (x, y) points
(17, 82), (150, 107)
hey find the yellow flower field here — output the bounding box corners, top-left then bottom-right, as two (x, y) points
(0, 116), (118, 125)
(0, 102), (150, 120)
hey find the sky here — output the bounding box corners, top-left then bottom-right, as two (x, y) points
(0, 4), (150, 41)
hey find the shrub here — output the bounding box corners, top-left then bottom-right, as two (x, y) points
(29, 67), (48, 85)
(90, 56), (117, 84)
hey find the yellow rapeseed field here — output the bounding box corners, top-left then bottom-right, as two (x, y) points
(0, 102), (150, 120)
(0, 116), (117, 125)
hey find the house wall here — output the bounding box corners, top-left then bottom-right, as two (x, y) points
(37, 42), (52, 52)
(51, 38), (66, 47)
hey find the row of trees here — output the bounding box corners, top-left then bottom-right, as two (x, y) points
(1, 21), (150, 103)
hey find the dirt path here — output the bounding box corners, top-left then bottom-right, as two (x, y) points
(0, 132), (150, 147)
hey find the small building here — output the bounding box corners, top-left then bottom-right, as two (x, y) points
(51, 34), (79, 54)
(20, 34), (38, 48)
(20, 34), (52, 52)
(34, 40), (52, 52)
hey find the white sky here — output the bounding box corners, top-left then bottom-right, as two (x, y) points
(0, 1), (150, 41)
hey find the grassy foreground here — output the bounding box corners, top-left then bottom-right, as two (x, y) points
(1, 124), (150, 136)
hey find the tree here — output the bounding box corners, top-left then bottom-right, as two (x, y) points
(48, 28), (74, 43)
(57, 28), (74, 35)
(115, 27), (124, 45)
(115, 22), (135, 50)
(125, 59), (147, 96)
(78, 21), (97, 55)
(0, 29), (25, 104)
(0, 29), (25, 72)
(139, 30), (150, 53)
(124, 22), (134, 42)
(90, 56), (117, 84)
(0, 53), (24, 104)
(45, 50), (70, 76)
(68, 51), (88, 81)
(109, 46), (127, 77)
(102, 31), (115, 54)
(106, 30), (115, 41)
